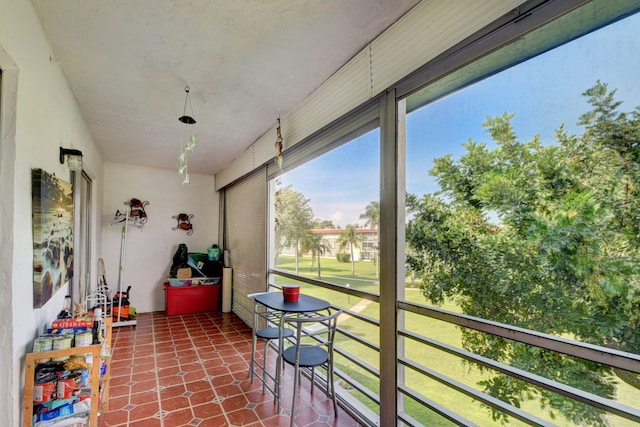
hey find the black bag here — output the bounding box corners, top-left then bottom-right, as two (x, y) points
(170, 243), (189, 278)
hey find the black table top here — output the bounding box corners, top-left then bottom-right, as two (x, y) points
(254, 291), (330, 313)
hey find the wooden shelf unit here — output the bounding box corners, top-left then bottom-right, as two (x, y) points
(23, 318), (112, 427)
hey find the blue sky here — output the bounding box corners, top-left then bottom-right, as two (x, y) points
(279, 12), (640, 228)
(277, 130), (380, 226)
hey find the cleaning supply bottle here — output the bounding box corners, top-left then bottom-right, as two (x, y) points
(91, 308), (103, 344)
(208, 244), (221, 261)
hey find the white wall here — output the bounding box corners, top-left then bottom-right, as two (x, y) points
(0, 0), (104, 425)
(0, 2), (218, 424)
(102, 162), (218, 313)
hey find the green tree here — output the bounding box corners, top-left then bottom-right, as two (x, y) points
(315, 219), (337, 229)
(360, 201), (380, 229)
(274, 185), (315, 274)
(406, 82), (640, 425)
(338, 224), (363, 277)
(300, 228), (331, 278)
(360, 201), (380, 277)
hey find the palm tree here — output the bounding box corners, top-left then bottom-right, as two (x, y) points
(301, 231), (331, 278)
(359, 201), (380, 229)
(300, 233), (317, 271)
(338, 225), (363, 277)
(360, 201), (380, 278)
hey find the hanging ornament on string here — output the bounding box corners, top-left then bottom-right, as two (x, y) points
(185, 135), (198, 152)
(178, 152), (187, 179)
(177, 85), (197, 184)
(178, 139), (190, 184)
(275, 117), (283, 169)
(177, 153), (189, 184)
(178, 85), (196, 125)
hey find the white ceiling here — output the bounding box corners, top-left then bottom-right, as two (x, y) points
(31, 0), (420, 175)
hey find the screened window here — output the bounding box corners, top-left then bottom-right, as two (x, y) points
(254, 1), (640, 425)
(400, 8), (640, 426)
(268, 124), (383, 418)
(272, 130), (379, 277)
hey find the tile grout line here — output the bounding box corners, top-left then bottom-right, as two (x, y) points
(114, 327), (134, 426)
(151, 314), (165, 427)
(106, 313), (358, 427)
(234, 315), (269, 427)
(183, 316), (206, 426)
(191, 314), (234, 427)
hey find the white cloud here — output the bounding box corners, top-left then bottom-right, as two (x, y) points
(330, 211), (344, 225)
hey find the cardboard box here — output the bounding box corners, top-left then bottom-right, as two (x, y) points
(51, 317), (92, 329)
(163, 283), (220, 316)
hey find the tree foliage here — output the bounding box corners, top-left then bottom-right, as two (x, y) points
(360, 201), (380, 229)
(316, 219), (337, 229)
(338, 224), (363, 277)
(360, 201), (380, 277)
(406, 81), (640, 425)
(274, 185), (315, 274)
(300, 224), (331, 278)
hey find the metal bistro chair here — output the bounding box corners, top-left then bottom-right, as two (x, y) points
(248, 292), (294, 398)
(281, 309), (342, 426)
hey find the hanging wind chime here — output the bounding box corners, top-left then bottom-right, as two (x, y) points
(178, 85), (197, 184)
(275, 117), (283, 169)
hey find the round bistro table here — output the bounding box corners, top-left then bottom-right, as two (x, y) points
(253, 290), (331, 410)
(254, 291), (330, 313)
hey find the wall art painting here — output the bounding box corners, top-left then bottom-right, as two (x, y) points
(32, 168), (74, 308)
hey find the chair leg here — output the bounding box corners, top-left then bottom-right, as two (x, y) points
(310, 367), (315, 394)
(261, 339), (269, 394)
(276, 353), (281, 412)
(328, 363), (337, 416)
(290, 365), (300, 427)
(249, 333), (257, 383)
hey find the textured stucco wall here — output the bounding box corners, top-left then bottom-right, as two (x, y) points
(101, 163), (219, 313)
(0, 2), (219, 423)
(0, 0), (104, 425)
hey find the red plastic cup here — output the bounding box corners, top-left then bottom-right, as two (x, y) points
(282, 284), (301, 302)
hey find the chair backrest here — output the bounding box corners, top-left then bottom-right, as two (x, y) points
(283, 309), (342, 356)
(247, 292), (277, 330)
(246, 292), (269, 299)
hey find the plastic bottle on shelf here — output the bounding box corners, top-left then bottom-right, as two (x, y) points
(91, 308), (103, 344)
(100, 342), (111, 377)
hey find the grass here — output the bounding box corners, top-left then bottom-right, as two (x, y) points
(274, 255), (640, 426)
(275, 254), (380, 283)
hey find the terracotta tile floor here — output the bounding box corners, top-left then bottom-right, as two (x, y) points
(100, 311), (362, 427)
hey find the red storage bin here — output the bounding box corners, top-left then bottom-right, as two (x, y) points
(164, 283), (220, 316)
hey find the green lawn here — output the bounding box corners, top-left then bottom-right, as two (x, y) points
(274, 255), (639, 426)
(276, 254), (380, 282)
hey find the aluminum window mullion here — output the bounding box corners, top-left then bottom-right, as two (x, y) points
(399, 300), (640, 374)
(399, 329), (640, 423)
(380, 89), (401, 426)
(398, 386), (480, 427)
(399, 358), (556, 426)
